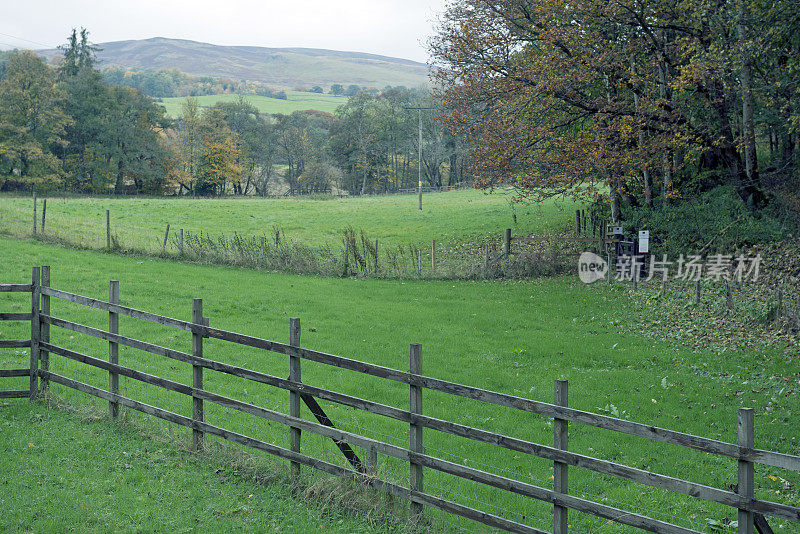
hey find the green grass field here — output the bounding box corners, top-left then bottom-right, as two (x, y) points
(0, 189), (575, 252)
(1, 238), (797, 532)
(157, 91), (347, 118)
(0, 400), (388, 533)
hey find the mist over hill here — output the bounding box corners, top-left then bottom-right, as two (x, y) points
(36, 37), (430, 89)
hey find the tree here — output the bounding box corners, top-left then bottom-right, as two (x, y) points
(310, 85), (324, 94)
(0, 51), (69, 191)
(105, 85), (170, 194)
(275, 112), (312, 194)
(429, 0), (795, 219)
(330, 84), (344, 96)
(174, 98), (203, 195)
(345, 84), (361, 96)
(209, 96), (276, 195)
(58, 28), (100, 80)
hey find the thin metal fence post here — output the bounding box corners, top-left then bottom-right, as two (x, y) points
(290, 318), (302, 482)
(32, 192), (37, 236)
(106, 210), (111, 250)
(192, 298), (204, 451)
(41, 199), (46, 234)
(109, 280), (119, 418)
(738, 408), (754, 534)
(39, 266), (50, 393)
(409, 343), (424, 518)
(554, 379), (569, 534)
(29, 267), (40, 399)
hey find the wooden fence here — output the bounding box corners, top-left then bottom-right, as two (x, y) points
(2, 266), (800, 534)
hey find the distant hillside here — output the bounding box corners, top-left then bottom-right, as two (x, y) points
(37, 37), (430, 89)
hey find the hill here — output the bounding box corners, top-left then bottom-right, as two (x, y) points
(37, 37), (430, 89)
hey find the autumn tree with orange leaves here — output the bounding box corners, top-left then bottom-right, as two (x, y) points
(430, 0), (800, 222)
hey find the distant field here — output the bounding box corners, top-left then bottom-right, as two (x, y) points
(0, 189), (576, 251)
(158, 91), (347, 117)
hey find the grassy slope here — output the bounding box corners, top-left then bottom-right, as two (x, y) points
(158, 91), (346, 117)
(0, 238), (797, 532)
(0, 401), (383, 533)
(0, 189), (574, 251)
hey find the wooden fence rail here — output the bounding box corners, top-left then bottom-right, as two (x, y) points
(3, 266), (800, 533)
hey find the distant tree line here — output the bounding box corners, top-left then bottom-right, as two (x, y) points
(0, 29), (471, 196)
(101, 67), (288, 100)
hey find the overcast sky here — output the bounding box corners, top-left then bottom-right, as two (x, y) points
(0, 0), (447, 63)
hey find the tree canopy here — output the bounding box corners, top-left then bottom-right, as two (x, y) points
(430, 0), (800, 221)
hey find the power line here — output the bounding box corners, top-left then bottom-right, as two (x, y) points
(0, 31), (53, 49)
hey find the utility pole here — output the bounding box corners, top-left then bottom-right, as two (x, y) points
(405, 107), (434, 211)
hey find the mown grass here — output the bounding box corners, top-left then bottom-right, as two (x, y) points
(157, 91), (347, 118)
(0, 238), (797, 532)
(0, 189), (575, 251)
(0, 400), (391, 533)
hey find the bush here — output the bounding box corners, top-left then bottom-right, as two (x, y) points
(618, 186), (796, 255)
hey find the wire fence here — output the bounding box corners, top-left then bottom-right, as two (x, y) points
(0, 196), (577, 280)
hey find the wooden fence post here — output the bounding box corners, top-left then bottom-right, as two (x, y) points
(41, 199), (46, 234)
(162, 224), (170, 253)
(32, 193), (37, 236)
(109, 280), (119, 418)
(726, 281), (734, 309)
(554, 379), (569, 534)
(504, 228), (512, 256)
(484, 244), (490, 279)
(106, 210), (111, 250)
(39, 266), (50, 393)
(192, 298), (204, 451)
(179, 229), (184, 256)
(409, 343), (424, 518)
(575, 210), (580, 236)
(343, 242), (349, 277)
(260, 236), (266, 267)
(29, 266), (40, 399)
(289, 317), (302, 483)
(374, 239), (379, 274)
(738, 408), (754, 534)
(367, 445), (378, 476)
(431, 239), (436, 273)
(417, 250), (422, 277)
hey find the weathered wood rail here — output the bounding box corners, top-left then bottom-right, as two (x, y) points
(0, 281), (35, 399)
(4, 266), (800, 533)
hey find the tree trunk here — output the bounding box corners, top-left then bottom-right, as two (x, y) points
(631, 61), (652, 208)
(738, 0), (758, 186)
(658, 60), (673, 205)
